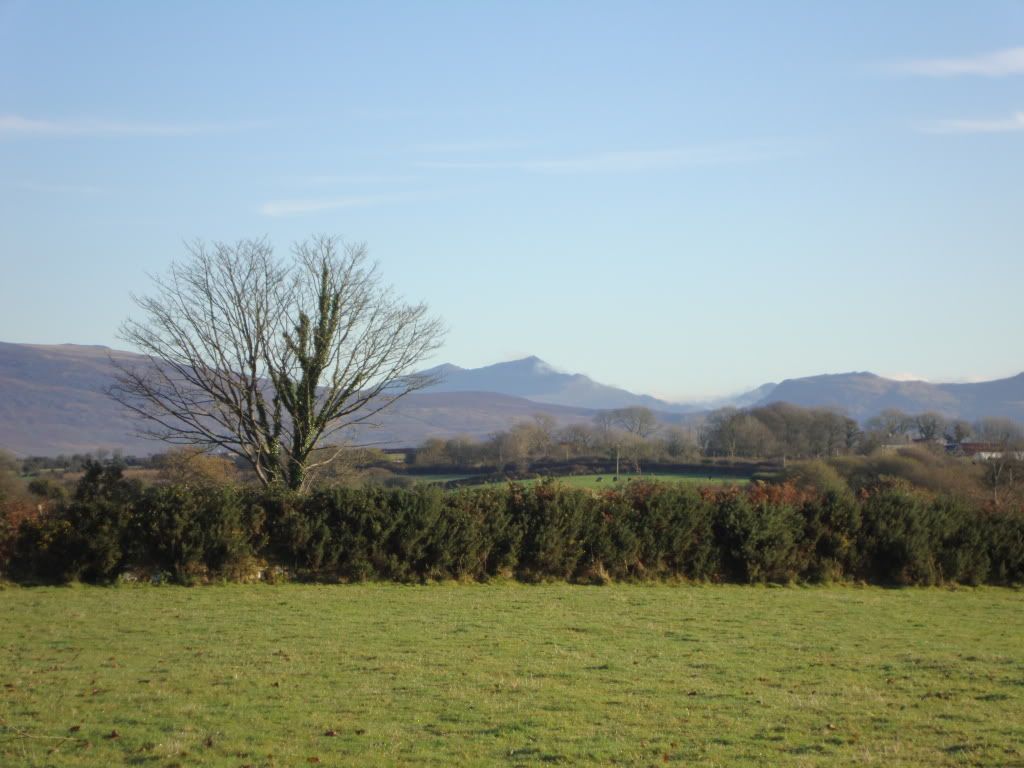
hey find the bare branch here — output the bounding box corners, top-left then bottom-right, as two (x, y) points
(108, 235), (445, 490)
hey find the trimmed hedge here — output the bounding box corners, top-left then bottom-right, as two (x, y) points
(2, 463), (1022, 586)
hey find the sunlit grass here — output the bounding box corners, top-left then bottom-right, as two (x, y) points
(406, 474), (475, 485)
(488, 472), (745, 490)
(1, 584), (1021, 766)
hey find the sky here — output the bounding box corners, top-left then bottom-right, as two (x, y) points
(1, 1), (1023, 402)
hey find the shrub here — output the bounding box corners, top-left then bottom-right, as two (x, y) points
(375, 486), (447, 581)
(782, 460), (851, 499)
(834, 449), (982, 501)
(13, 462), (140, 583)
(513, 483), (596, 581)
(856, 484), (928, 584)
(439, 487), (521, 579)
(27, 476), (69, 502)
(986, 511), (1024, 584)
(713, 486), (807, 583)
(153, 447), (239, 487)
(59, 463), (140, 582)
(262, 486), (350, 576)
(136, 484), (260, 583)
(800, 491), (861, 582)
(6, 468), (1022, 586)
(586, 483), (717, 580)
(9, 512), (75, 583)
(0, 499), (34, 579)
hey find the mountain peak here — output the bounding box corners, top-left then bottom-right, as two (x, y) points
(484, 355), (558, 375)
(420, 362), (464, 375)
(418, 354), (667, 410)
(508, 354), (547, 366)
(523, 355), (555, 372)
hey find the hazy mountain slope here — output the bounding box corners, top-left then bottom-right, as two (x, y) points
(701, 382), (778, 410)
(936, 374), (1024, 420)
(344, 391), (597, 446)
(1, 342), (1021, 456)
(756, 371), (1024, 422)
(0, 343), (598, 455)
(0, 342), (159, 455)
(422, 356), (692, 411)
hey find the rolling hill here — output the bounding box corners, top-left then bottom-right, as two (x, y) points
(419, 356), (694, 412)
(755, 371), (1024, 422)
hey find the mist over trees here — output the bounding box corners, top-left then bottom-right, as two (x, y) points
(414, 407), (692, 471)
(701, 404), (860, 461)
(410, 403), (1024, 472)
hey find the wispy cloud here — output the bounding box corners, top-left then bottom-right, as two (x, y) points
(920, 111), (1024, 135)
(885, 372), (930, 383)
(896, 46), (1024, 77)
(0, 114), (242, 137)
(259, 195), (395, 218)
(10, 181), (104, 195)
(419, 144), (772, 174)
(284, 173), (421, 187)
(414, 139), (528, 154)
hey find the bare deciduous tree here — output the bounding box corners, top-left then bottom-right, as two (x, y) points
(661, 425), (697, 459)
(108, 236), (445, 490)
(592, 410), (616, 444)
(944, 419), (972, 445)
(913, 412), (946, 442)
(558, 424), (596, 457)
(612, 406), (660, 439)
(973, 418), (1024, 506)
(866, 408), (913, 440)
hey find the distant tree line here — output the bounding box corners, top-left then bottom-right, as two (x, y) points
(5, 404), (1022, 509)
(702, 406), (1024, 460)
(699, 404), (860, 460)
(410, 403), (1024, 469)
(20, 449), (144, 474)
(413, 408), (700, 473)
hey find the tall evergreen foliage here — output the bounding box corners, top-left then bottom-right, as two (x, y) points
(2, 470), (1022, 586)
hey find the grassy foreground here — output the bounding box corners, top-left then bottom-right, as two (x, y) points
(1, 585), (1022, 767)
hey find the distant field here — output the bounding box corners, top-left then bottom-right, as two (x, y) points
(405, 473), (476, 485)
(481, 472), (747, 490)
(1, 584), (1021, 767)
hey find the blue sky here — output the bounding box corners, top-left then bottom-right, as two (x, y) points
(1, 1), (1022, 401)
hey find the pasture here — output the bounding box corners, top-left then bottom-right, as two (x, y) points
(406, 474), (475, 485)
(387, 470), (747, 491)
(467, 472), (747, 491)
(2, 584), (1022, 766)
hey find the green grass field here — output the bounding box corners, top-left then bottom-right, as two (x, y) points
(1, 584), (1022, 767)
(485, 472), (746, 491)
(406, 474), (475, 485)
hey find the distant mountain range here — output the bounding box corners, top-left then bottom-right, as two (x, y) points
(421, 357), (782, 413)
(0, 344), (603, 456)
(422, 358), (1024, 423)
(0, 341), (1021, 456)
(760, 371), (1024, 423)
(420, 357), (716, 413)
